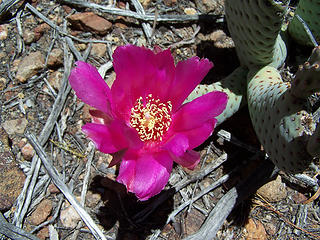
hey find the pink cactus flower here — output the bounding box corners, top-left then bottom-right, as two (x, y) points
(69, 45), (227, 201)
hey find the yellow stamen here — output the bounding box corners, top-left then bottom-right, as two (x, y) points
(130, 94), (172, 142)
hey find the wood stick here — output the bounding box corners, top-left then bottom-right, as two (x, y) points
(59, 0), (221, 23)
(184, 160), (278, 240)
(26, 132), (108, 240)
(0, 212), (40, 240)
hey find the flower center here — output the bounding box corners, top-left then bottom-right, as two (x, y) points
(130, 94), (172, 142)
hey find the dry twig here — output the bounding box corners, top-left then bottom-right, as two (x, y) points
(184, 160), (278, 240)
(256, 194), (320, 239)
(59, 0), (221, 23)
(0, 212), (39, 240)
(26, 132), (109, 240)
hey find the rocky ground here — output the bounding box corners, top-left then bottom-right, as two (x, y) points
(0, 0), (320, 239)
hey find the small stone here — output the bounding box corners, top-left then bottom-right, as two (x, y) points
(163, 0), (177, 6)
(0, 127), (25, 210)
(184, 8), (197, 15)
(23, 29), (36, 44)
(292, 191), (308, 204)
(96, 154), (116, 178)
(90, 43), (107, 58)
(0, 51), (6, 60)
(86, 190), (101, 208)
(60, 200), (82, 228)
(0, 166), (25, 211)
(15, 52), (44, 83)
(209, 30), (235, 48)
(114, 16), (128, 29)
(25, 99), (34, 108)
(47, 48), (64, 68)
(82, 104), (93, 123)
(117, 1), (126, 9)
(18, 138), (27, 149)
(194, 0), (220, 13)
(36, 226), (49, 240)
(34, 23), (50, 41)
(264, 222), (277, 236)
(48, 71), (63, 90)
(48, 183), (60, 194)
(76, 43), (87, 51)
(138, 0), (151, 7)
(67, 12), (112, 35)
(62, 5), (73, 14)
(202, 0), (219, 12)
(0, 24), (9, 40)
(25, 15), (37, 25)
(185, 209), (205, 235)
(29, 199), (53, 225)
(257, 175), (287, 202)
(244, 218), (267, 240)
(0, 77), (7, 90)
(21, 143), (35, 161)
(2, 118), (28, 135)
(11, 59), (21, 73)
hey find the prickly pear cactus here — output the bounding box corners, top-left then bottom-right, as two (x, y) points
(307, 122), (320, 158)
(291, 46), (320, 98)
(224, 0), (320, 173)
(188, 0), (320, 173)
(224, 0), (288, 68)
(288, 0), (320, 46)
(247, 66), (315, 172)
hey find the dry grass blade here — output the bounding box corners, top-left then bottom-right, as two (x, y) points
(303, 187), (320, 204)
(25, 132), (108, 240)
(174, 153), (228, 192)
(256, 194), (320, 239)
(59, 0), (221, 22)
(0, 212), (40, 240)
(130, 0), (153, 43)
(166, 172), (232, 225)
(184, 160), (277, 240)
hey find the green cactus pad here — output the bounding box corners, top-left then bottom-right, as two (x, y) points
(288, 0), (320, 46)
(307, 122), (320, 157)
(247, 66), (315, 173)
(225, 0), (288, 69)
(185, 66), (248, 126)
(291, 46), (320, 98)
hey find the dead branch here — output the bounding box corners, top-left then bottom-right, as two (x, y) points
(184, 160), (278, 240)
(0, 212), (40, 240)
(59, 0), (221, 23)
(25, 132), (109, 240)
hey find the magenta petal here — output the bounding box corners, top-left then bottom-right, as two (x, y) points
(162, 133), (189, 157)
(69, 61), (112, 113)
(169, 57), (213, 111)
(172, 91), (227, 132)
(89, 109), (113, 125)
(173, 150), (200, 170)
(111, 45), (175, 121)
(117, 151), (173, 201)
(180, 119), (217, 149)
(117, 157), (136, 188)
(82, 121), (135, 153)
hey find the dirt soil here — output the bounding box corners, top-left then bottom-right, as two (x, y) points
(0, 0), (320, 240)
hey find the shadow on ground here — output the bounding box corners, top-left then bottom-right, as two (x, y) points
(196, 40), (239, 83)
(90, 176), (174, 240)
